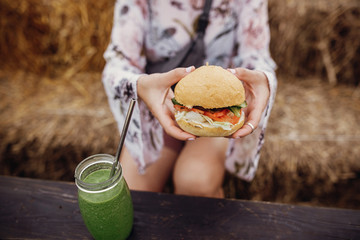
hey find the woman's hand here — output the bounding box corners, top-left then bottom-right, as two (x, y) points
(229, 68), (270, 138)
(137, 67), (196, 141)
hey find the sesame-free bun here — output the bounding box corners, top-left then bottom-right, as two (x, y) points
(174, 65), (245, 109)
(175, 110), (245, 137)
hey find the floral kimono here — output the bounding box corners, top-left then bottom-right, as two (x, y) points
(102, 0), (277, 181)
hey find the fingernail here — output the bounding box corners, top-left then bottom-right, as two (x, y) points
(185, 66), (193, 73)
(229, 68), (236, 74)
(187, 137), (195, 141)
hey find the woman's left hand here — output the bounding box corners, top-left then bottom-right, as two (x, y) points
(229, 68), (270, 138)
(137, 67), (196, 141)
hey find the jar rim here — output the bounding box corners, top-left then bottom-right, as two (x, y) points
(74, 154), (122, 193)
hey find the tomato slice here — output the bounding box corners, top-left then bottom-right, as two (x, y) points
(204, 109), (228, 118)
(174, 105), (240, 125)
(204, 109), (240, 124)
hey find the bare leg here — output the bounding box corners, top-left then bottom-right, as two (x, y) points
(120, 146), (179, 192)
(172, 137), (228, 198)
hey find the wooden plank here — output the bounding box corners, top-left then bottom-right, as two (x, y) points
(129, 191), (360, 240)
(0, 176), (91, 239)
(0, 176), (359, 239)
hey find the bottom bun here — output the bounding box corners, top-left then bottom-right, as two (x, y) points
(176, 116), (245, 137)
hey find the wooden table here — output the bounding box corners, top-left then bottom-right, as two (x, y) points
(0, 175), (359, 239)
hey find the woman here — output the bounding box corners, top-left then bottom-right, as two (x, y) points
(102, 0), (277, 198)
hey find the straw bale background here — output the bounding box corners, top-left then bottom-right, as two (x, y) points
(1, 0), (359, 83)
(269, 0), (360, 85)
(0, 0), (360, 209)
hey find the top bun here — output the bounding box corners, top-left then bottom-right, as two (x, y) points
(174, 65), (245, 109)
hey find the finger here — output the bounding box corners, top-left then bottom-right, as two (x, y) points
(167, 88), (175, 99)
(231, 104), (263, 138)
(165, 98), (175, 115)
(229, 68), (264, 85)
(166, 124), (197, 141)
(153, 105), (196, 140)
(230, 123), (253, 138)
(159, 114), (196, 141)
(159, 66), (195, 87)
(228, 67), (250, 79)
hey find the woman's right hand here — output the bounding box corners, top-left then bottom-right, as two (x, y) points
(137, 67), (196, 141)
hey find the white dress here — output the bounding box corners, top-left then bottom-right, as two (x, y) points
(102, 0), (277, 181)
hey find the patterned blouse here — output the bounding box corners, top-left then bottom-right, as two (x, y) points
(102, 0), (277, 181)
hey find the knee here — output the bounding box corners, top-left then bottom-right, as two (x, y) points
(126, 177), (164, 192)
(173, 161), (223, 198)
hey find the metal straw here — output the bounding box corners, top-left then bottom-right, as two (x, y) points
(109, 98), (136, 178)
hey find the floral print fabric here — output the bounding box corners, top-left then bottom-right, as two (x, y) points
(102, 0), (277, 181)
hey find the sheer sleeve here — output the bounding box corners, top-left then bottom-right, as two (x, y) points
(226, 0), (277, 180)
(102, 0), (163, 172)
(232, 0), (277, 93)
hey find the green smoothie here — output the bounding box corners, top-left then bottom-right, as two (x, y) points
(78, 169), (133, 240)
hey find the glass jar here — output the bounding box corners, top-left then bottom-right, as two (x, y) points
(74, 154), (133, 240)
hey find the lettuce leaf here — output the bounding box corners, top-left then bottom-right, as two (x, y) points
(229, 101), (248, 117)
(202, 115), (233, 130)
(171, 98), (183, 106)
(172, 97), (247, 117)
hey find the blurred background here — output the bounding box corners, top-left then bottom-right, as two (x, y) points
(0, 0), (359, 209)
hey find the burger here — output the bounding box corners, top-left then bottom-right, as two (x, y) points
(172, 65), (247, 137)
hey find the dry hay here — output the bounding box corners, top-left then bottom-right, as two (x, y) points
(0, 0), (359, 85)
(0, 0), (360, 209)
(0, 70), (119, 180)
(269, 0), (360, 85)
(0, 0), (115, 77)
(1, 69), (360, 209)
(224, 76), (360, 209)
